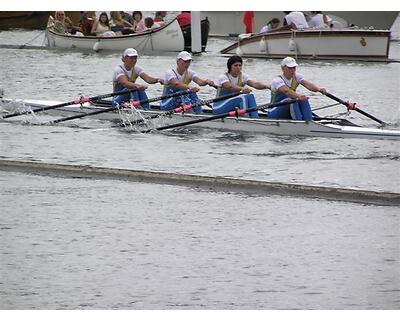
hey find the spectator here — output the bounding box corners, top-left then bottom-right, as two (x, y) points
(259, 18), (280, 33)
(91, 12), (116, 37)
(144, 17), (161, 30)
(177, 11), (191, 27)
(154, 11), (167, 23)
(283, 11), (309, 29)
(132, 11), (146, 32)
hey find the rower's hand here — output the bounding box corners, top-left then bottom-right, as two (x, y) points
(189, 86), (199, 93)
(297, 93), (308, 101)
(136, 84), (147, 91)
(157, 78), (164, 85)
(205, 79), (216, 88)
(241, 87), (252, 94)
(319, 88), (327, 95)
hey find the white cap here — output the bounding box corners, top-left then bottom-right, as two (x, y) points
(281, 56), (298, 67)
(177, 51), (192, 61)
(123, 48), (138, 57)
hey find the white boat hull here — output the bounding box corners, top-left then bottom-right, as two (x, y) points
(45, 19), (185, 53)
(221, 29), (391, 61)
(2, 98), (400, 140)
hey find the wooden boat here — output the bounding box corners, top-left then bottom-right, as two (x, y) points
(45, 18), (185, 53)
(220, 28), (391, 61)
(0, 11), (51, 30)
(1, 98), (399, 140)
(180, 18), (210, 52)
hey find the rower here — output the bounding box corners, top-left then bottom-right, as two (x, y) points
(112, 48), (163, 108)
(213, 55), (270, 118)
(160, 51), (215, 113)
(269, 57), (327, 121)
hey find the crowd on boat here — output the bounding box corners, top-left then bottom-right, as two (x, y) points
(255, 11), (344, 35)
(112, 47), (327, 121)
(47, 11), (195, 37)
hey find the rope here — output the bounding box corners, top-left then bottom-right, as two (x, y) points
(21, 30), (46, 47)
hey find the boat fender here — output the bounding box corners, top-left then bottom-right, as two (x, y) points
(235, 45), (243, 56)
(289, 39), (296, 52)
(93, 41), (101, 52)
(259, 37), (266, 52)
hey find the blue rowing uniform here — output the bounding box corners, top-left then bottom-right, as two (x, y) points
(269, 75), (312, 121)
(160, 69), (202, 113)
(112, 65), (150, 109)
(213, 72), (258, 118)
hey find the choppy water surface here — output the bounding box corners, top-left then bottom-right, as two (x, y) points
(0, 21), (399, 310)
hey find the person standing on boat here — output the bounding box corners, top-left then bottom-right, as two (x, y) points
(112, 48), (163, 108)
(160, 51), (215, 113)
(213, 55), (270, 118)
(269, 57), (326, 121)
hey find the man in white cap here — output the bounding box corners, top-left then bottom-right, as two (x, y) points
(160, 51), (215, 113)
(112, 48), (163, 108)
(269, 56), (326, 121)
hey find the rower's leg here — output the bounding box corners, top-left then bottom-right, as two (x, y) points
(112, 93), (129, 107)
(245, 93), (259, 118)
(268, 104), (291, 119)
(132, 90), (150, 110)
(184, 93), (203, 113)
(212, 97), (242, 115)
(289, 102), (304, 120)
(298, 100), (313, 121)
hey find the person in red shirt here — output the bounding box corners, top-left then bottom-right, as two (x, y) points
(177, 11), (191, 27)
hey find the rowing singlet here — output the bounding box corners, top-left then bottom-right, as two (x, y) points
(162, 68), (194, 95)
(215, 72), (247, 98)
(112, 65), (144, 93)
(270, 74), (303, 103)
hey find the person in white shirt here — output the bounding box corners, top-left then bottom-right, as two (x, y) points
(269, 57), (326, 121)
(112, 48), (163, 108)
(308, 11), (332, 28)
(213, 55), (269, 118)
(284, 11), (309, 29)
(160, 51), (215, 113)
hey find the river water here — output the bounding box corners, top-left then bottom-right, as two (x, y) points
(0, 20), (399, 310)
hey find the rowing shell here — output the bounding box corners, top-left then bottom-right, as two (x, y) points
(1, 98), (400, 140)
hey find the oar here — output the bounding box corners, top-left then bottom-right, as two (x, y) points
(47, 90), (193, 124)
(126, 91), (244, 126)
(2, 89), (139, 119)
(140, 98), (297, 133)
(324, 92), (385, 125)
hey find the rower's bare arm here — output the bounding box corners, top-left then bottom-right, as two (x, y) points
(170, 78), (198, 92)
(193, 76), (215, 87)
(119, 76), (146, 90)
(301, 80), (326, 94)
(247, 80), (270, 90)
(279, 85), (306, 100)
(141, 72), (163, 84)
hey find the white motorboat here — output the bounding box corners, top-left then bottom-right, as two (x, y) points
(1, 98), (399, 140)
(220, 28), (391, 61)
(202, 11), (399, 37)
(45, 18), (185, 53)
